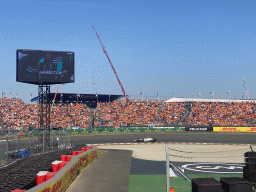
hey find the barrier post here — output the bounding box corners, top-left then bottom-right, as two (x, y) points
(43, 130), (46, 153)
(65, 131), (69, 149)
(57, 131), (60, 149)
(17, 130), (23, 158)
(29, 130), (34, 155)
(166, 145), (169, 192)
(6, 132), (11, 165)
(51, 131), (53, 151)
(68, 133), (70, 147)
(63, 130), (66, 149)
(17, 132), (19, 158)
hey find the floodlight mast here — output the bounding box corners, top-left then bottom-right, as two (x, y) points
(92, 26), (129, 104)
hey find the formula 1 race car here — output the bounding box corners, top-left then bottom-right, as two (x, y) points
(133, 137), (157, 142)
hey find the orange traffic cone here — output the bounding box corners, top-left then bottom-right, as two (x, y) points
(170, 187), (175, 192)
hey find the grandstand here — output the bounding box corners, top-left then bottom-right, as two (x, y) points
(165, 97), (256, 127)
(1, 96), (256, 134)
(166, 97), (256, 103)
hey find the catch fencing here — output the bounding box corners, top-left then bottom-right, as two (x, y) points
(52, 127), (186, 135)
(0, 130), (70, 167)
(1, 126), (185, 167)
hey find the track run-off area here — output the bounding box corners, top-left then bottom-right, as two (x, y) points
(1, 132), (255, 149)
(65, 132), (256, 192)
(1, 132), (254, 192)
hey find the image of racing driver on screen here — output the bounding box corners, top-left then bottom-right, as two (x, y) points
(17, 50), (74, 84)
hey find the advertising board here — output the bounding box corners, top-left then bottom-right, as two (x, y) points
(36, 149), (97, 192)
(16, 49), (74, 85)
(213, 127), (256, 132)
(185, 127), (213, 131)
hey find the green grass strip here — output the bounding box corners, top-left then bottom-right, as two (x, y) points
(129, 174), (167, 192)
(129, 174), (243, 192)
(169, 174), (243, 192)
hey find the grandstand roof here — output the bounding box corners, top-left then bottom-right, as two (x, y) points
(165, 97), (256, 103)
(31, 93), (124, 105)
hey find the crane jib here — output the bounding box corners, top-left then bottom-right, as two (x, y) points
(92, 26), (129, 103)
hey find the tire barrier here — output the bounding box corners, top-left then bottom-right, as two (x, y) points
(37, 171), (49, 186)
(60, 155), (66, 161)
(72, 151), (82, 155)
(0, 145), (91, 192)
(58, 161), (67, 170)
(25, 146), (97, 192)
(52, 161), (62, 172)
(45, 172), (56, 181)
(66, 155), (75, 162)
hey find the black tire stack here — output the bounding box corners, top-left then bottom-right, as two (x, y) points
(244, 151), (256, 187)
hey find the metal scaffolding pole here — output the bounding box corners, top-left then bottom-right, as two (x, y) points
(38, 84), (51, 152)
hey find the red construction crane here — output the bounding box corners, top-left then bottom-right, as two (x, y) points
(52, 84), (60, 104)
(92, 26), (129, 104)
(52, 83), (65, 104)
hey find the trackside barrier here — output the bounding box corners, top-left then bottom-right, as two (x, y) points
(21, 126), (256, 137)
(24, 127), (186, 136)
(213, 127), (256, 132)
(25, 146), (98, 192)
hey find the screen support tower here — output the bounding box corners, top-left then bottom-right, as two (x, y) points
(38, 84), (51, 152)
(90, 108), (95, 128)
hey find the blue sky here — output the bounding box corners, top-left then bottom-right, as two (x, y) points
(0, 0), (255, 103)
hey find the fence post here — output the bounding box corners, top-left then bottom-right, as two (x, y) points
(51, 131), (53, 151)
(166, 145), (169, 192)
(6, 135), (8, 165)
(17, 133), (19, 159)
(6, 132), (11, 165)
(63, 130), (66, 149)
(17, 130), (23, 158)
(43, 130), (46, 153)
(68, 132), (70, 147)
(29, 130), (34, 156)
(58, 131), (60, 149)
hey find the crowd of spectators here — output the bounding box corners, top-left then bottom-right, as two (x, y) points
(185, 102), (256, 126)
(0, 97), (256, 131)
(95, 100), (186, 127)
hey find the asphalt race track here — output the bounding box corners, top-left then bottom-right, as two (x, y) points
(66, 132), (256, 192)
(69, 132), (256, 146)
(1, 132), (256, 151)
(1, 132), (255, 192)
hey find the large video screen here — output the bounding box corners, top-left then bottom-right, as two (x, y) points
(16, 49), (74, 85)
